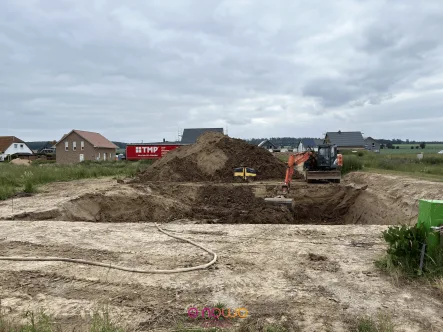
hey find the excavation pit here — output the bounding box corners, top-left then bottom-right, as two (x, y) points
(7, 181), (403, 225)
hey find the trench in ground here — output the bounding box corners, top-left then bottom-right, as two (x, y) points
(9, 181), (402, 225)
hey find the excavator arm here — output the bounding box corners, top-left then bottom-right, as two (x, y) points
(282, 152), (312, 193)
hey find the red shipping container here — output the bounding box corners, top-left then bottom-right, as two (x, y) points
(126, 144), (183, 160)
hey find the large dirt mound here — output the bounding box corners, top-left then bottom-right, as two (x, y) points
(138, 132), (286, 182)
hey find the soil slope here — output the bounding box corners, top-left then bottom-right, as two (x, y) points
(138, 132), (286, 182)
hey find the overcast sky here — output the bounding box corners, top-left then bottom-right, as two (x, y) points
(1, 0), (443, 142)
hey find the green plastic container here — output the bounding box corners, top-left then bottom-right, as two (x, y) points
(417, 200), (443, 250)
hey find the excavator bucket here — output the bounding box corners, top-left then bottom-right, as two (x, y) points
(305, 170), (341, 183)
(264, 197), (294, 210)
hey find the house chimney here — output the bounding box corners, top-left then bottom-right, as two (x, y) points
(338, 130), (342, 134)
(163, 138), (166, 142)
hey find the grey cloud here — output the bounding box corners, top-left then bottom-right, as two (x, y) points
(1, 0), (443, 141)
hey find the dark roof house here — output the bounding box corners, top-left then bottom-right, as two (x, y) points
(364, 137), (381, 151)
(181, 128), (224, 144)
(299, 138), (317, 149)
(314, 138), (324, 146)
(26, 141), (56, 154)
(258, 140), (277, 150)
(325, 131), (365, 149)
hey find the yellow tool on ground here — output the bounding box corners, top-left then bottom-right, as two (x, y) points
(234, 166), (257, 181)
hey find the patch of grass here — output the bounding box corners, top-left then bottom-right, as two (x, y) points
(341, 155), (363, 174)
(0, 309), (59, 332)
(0, 306), (124, 332)
(349, 313), (395, 332)
(238, 317), (301, 332)
(174, 328), (217, 332)
(0, 161), (151, 200)
(89, 306), (124, 332)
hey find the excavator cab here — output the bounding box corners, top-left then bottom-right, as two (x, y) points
(316, 144), (338, 170)
(304, 144), (342, 183)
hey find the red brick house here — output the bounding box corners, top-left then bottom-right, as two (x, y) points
(55, 130), (118, 164)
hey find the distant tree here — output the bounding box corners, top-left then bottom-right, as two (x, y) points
(396, 146), (400, 149)
(416, 146), (420, 149)
(386, 142), (394, 149)
(420, 142), (426, 149)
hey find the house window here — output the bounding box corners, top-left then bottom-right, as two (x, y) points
(97, 152), (100, 160)
(109, 153), (112, 160)
(73, 141), (77, 151)
(20, 144), (23, 148)
(104, 152), (107, 161)
(14, 144), (18, 148)
(65, 141), (69, 151)
(81, 141), (84, 150)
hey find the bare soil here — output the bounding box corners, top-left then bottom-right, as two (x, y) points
(1, 221), (442, 331)
(2, 172), (442, 226)
(138, 132), (286, 182)
(0, 173), (443, 331)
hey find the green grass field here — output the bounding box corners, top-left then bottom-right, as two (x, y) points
(380, 144), (443, 154)
(0, 160), (151, 200)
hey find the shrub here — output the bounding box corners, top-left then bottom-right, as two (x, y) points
(395, 146), (399, 149)
(341, 155), (363, 174)
(422, 156), (443, 165)
(379, 224), (443, 277)
(377, 159), (396, 170)
(23, 180), (35, 193)
(382, 224), (427, 275)
(339, 150), (354, 155)
(357, 151), (365, 157)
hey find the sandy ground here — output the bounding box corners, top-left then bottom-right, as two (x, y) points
(1, 221), (443, 331)
(0, 173), (442, 331)
(0, 178), (123, 220)
(345, 172), (443, 225)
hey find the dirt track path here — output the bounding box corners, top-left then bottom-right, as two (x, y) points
(0, 220), (442, 331)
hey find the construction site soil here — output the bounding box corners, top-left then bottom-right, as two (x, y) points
(4, 181), (368, 225)
(1, 174), (443, 331)
(2, 168), (442, 227)
(138, 132), (286, 182)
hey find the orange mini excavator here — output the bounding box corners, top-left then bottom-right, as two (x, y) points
(264, 144), (343, 209)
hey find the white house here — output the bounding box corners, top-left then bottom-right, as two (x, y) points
(0, 136), (33, 161)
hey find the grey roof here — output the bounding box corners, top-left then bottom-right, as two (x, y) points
(299, 138), (318, 148)
(181, 128), (224, 144)
(258, 140), (277, 148)
(325, 131), (365, 147)
(314, 138), (324, 146)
